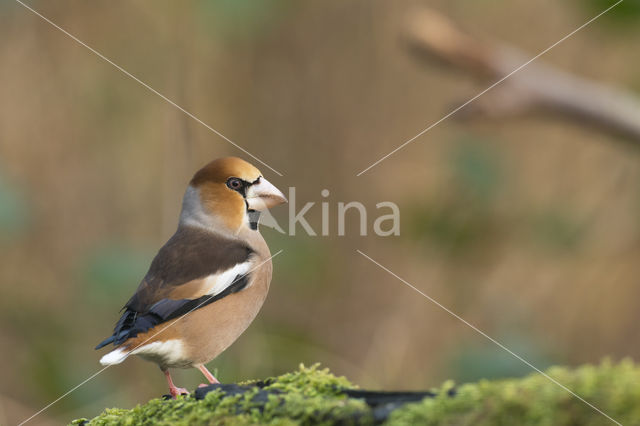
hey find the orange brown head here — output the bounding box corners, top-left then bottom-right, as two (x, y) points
(181, 157), (287, 233)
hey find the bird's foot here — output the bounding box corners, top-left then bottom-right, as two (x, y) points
(169, 386), (189, 399)
(198, 383), (208, 388)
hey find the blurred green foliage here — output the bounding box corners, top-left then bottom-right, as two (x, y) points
(82, 245), (154, 303)
(0, 170), (29, 242)
(405, 137), (502, 256)
(406, 203), (495, 255)
(270, 233), (332, 289)
(452, 137), (502, 203)
(586, 0), (640, 22)
(28, 344), (77, 411)
(406, 136), (585, 256)
(528, 210), (584, 252)
(198, 0), (293, 38)
(448, 336), (554, 383)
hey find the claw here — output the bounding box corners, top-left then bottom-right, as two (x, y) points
(164, 369), (189, 399)
(169, 386), (190, 399)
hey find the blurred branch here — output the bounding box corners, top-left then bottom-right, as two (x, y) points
(404, 8), (640, 142)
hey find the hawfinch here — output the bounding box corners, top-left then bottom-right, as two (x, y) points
(95, 157), (287, 398)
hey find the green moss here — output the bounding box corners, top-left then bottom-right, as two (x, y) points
(75, 364), (367, 426)
(254, 363), (354, 396)
(389, 359), (640, 426)
(75, 360), (640, 426)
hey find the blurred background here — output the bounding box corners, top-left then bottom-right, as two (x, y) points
(2, 0), (640, 424)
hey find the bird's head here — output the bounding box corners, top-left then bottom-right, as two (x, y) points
(180, 157), (287, 234)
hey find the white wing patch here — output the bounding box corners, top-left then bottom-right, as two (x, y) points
(203, 261), (252, 296)
(100, 347), (129, 365)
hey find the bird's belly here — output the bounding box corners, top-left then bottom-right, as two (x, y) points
(175, 279), (269, 366)
(133, 338), (193, 369)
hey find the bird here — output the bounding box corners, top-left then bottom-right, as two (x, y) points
(95, 157), (287, 398)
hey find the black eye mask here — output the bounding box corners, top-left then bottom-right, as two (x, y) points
(232, 176), (263, 230)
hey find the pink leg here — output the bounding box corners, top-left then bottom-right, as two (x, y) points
(197, 364), (220, 386)
(163, 369), (189, 398)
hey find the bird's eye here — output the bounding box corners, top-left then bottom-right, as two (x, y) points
(226, 178), (243, 190)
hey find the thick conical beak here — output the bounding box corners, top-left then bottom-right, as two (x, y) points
(246, 177), (287, 210)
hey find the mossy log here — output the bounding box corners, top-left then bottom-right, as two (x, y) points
(73, 360), (640, 425)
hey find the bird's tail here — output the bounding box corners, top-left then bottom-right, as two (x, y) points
(99, 347), (131, 366)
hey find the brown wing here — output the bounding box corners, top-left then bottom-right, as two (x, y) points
(95, 226), (254, 349)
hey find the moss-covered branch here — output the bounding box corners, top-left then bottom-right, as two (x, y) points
(73, 360), (640, 425)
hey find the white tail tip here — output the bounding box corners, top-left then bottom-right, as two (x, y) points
(100, 348), (129, 365)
